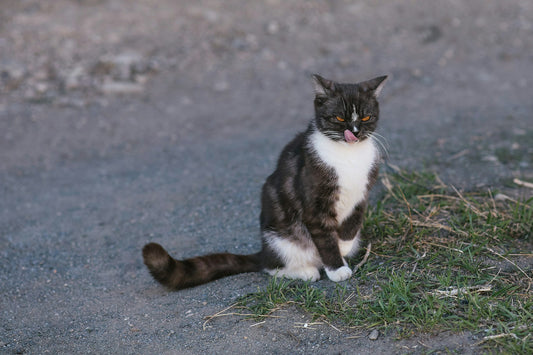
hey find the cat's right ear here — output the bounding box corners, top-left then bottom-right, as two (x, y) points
(361, 75), (388, 98)
(312, 74), (335, 99)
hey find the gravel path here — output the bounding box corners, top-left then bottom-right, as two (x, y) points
(1, 1), (532, 353)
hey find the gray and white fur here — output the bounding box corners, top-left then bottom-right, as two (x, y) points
(143, 74), (387, 290)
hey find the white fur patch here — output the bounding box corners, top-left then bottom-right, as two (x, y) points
(325, 265), (353, 282)
(351, 104), (358, 122)
(266, 265), (320, 281)
(311, 131), (378, 223)
(338, 230), (361, 257)
(265, 233), (322, 281)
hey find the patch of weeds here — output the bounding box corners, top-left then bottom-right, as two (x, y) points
(233, 168), (533, 353)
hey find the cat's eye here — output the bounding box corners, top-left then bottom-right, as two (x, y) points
(361, 116), (371, 122)
(336, 116), (345, 122)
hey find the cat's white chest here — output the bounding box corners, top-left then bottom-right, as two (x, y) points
(311, 132), (377, 223)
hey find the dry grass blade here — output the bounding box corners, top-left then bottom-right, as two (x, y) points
(495, 193), (533, 209)
(381, 174), (395, 196)
(485, 247), (533, 282)
(417, 194), (462, 201)
(250, 321), (266, 327)
(421, 241), (464, 254)
(203, 303), (283, 330)
(343, 291), (356, 305)
(429, 285), (492, 298)
(203, 303), (238, 330)
(451, 185), (487, 217)
(322, 318), (343, 333)
(410, 219), (469, 237)
(447, 149), (469, 161)
(353, 243), (372, 272)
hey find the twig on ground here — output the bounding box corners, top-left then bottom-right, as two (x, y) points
(513, 178), (533, 189)
(447, 149), (469, 161)
(473, 332), (519, 346)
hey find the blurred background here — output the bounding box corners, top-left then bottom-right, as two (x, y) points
(1, 1), (532, 353)
(1, 0), (532, 185)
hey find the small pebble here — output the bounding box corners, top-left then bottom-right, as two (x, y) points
(266, 21), (280, 35)
(369, 329), (379, 340)
(494, 193), (510, 201)
(100, 81), (144, 95)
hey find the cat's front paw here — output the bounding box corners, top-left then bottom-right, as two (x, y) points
(325, 265), (353, 282)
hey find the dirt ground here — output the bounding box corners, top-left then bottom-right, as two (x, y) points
(1, 0), (532, 354)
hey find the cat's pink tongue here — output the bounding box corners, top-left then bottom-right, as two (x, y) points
(344, 129), (358, 143)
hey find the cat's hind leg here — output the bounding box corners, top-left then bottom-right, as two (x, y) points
(263, 232), (322, 282)
(266, 266), (320, 282)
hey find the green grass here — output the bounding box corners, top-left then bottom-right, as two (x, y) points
(233, 168), (533, 353)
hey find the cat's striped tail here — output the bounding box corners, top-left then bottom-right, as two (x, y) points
(142, 243), (262, 290)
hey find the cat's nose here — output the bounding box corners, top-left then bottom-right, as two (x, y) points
(352, 125), (359, 133)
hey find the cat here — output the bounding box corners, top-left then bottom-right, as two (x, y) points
(142, 74), (387, 290)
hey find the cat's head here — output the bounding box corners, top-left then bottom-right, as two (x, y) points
(312, 74), (387, 144)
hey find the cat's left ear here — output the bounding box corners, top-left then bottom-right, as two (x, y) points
(361, 75), (388, 98)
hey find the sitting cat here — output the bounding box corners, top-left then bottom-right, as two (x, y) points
(143, 74), (387, 289)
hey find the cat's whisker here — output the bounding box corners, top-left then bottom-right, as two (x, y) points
(369, 132), (390, 148)
(372, 132), (389, 145)
(373, 135), (390, 159)
(368, 134), (389, 160)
